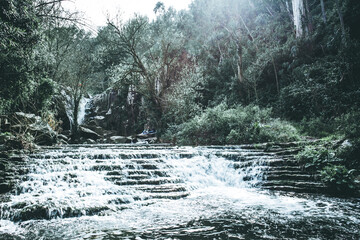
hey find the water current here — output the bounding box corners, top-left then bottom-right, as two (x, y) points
(0, 144), (359, 239)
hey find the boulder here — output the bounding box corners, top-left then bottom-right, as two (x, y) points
(81, 124), (104, 136)
(94, 116), (107, 128)
(9, 112), (58, 146)
(145, 137), (157, 144)
(79, 126), (100, 140)
(86, 138), (96, 144)
(109, 136), (127, 144)
(0, 183), (13, 194)
(29, 121), (57, 146)
(57, 134), (69, 142)
(12, 112), (40, 125)
(5, 139), (24, 150)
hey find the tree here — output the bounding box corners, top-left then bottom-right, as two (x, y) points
(0, 0), (40, 113)
(292, 0), (305, 37)
(320, 0), (327, 23)
(108, 9), (191, 132)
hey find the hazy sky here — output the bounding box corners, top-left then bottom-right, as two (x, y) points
(62, 0), (193, 28)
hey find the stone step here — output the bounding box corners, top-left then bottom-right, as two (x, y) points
(262, 180), (325, 189)
(29, 153), (166, 160)
(148, 192), (189, 199)
(266, 159), (301, 167)
(90, 163), (161, 171)
(267, 166), (302, 171)
(113, 177), (182, 186)
(263, 170), (307, 175)
(262, 185), (327, 193)
(135, 184), (187, 193)
(264, 174), (319, 181)
(219, 154), (278, 162)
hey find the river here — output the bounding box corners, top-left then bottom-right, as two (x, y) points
(0, 144), (359, 239)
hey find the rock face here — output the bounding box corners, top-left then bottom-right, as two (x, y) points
(76, 89), (157, 143)
(85, 89), (141, 136)
(53, 90), (74, 132)
(85, 90), (123, 132)
(9, 112), (58, 146)
(0, 154), (29, 194)
(78, 126), (100, 141)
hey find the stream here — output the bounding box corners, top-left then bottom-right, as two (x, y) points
(0, 144), (359, 239)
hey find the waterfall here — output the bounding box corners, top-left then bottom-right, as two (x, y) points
(77, 97), (90, 125)
(0, 145), (359, 239)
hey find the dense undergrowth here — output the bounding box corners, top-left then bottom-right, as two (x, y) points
(163, 103), (300, 145)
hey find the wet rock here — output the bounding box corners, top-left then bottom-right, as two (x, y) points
(13, 204), (49, 221)
(5, 139), (24, 150)
(0, 144), (6, 151)
(145, 137), (158, 144)
(58, 139), (68, 145)
(0, 134), (9, 144)
(62, 130), (72, 137)
(0, 183), (13, 194)
(126, 136), (136, 143)
(84, 125), (105, 136)
(58, 134), (69, 142)
(109, 136), (127, 144)
(86, 138), (96, 144)
(0, 162), (5, 171)
(9, 112), (58, 146)
(29, 122), (57, 146)
(94, 116), (106, 127)
(79, 126), (100, 140)
(9, 155), (26, 162)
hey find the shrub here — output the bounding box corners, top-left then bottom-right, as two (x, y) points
(297, 117), (340, 138)
(296, 142), (359, 196)
(296, 145), (340, 171)
(163, 103), (300, 145)
(320, 165), (357, 195)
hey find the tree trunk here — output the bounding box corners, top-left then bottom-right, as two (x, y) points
(284, 0), (294, 23)
(237, 43), (244, 83)
(304, 0), (313, 34)
(335, 0), (346, 38)
(292, 0), (305, 37)
(271, 56), (280, 94)
(320, 0), (327, 23)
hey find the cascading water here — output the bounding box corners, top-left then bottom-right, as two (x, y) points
(77, 97), (91, 125)
(0, 145), (359, 239)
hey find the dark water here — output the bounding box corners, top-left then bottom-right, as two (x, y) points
(0, 145), (359, 239)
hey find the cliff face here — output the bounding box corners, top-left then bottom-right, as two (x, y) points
(82, 88), (142, 138)
(86, 89), (123, 134)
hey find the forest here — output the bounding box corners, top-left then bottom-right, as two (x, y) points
(1, 0), (360, 193)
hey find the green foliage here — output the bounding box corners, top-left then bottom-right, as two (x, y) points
(163, 103), (300, 145)
(296, 146), (340, 170)
(297, 117), (340, 138)
(32, 78), (55, 113)
(0, 0), (40, 113)
(163, 67), (204, 126)
(320, 165), (357, 194)
(296, 141), (359, 195)
(335, 111), (360, 170)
